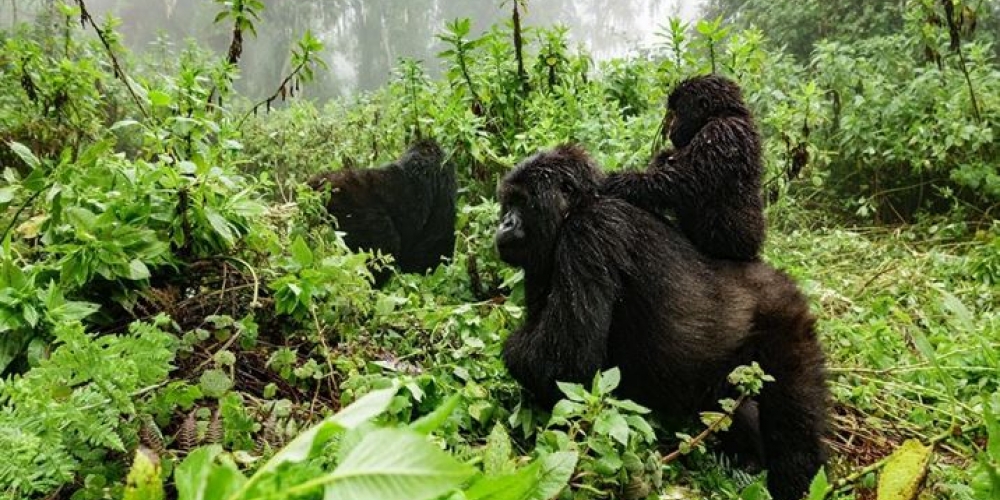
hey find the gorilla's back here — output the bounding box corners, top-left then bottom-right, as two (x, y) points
(589, 200), (758, 414)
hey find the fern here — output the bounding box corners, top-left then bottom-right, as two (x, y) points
(0, 317), (177, 495)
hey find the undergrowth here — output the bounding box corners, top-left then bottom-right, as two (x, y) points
(0, 0), (998, 499)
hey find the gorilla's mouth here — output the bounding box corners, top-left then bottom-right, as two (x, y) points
(494, 235), (524, 266)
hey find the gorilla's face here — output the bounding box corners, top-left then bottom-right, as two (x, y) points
(666, 74), (749, 148)
(495, 148), (598, 269)
(666, 96), (705, 149)
(495, 186), (530, 266)
(495, 177), (566, 268)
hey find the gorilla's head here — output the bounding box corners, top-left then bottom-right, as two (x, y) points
(398, 138), (448, 176)
(495, 145), (603, 268)
(666, 74), (751, 148)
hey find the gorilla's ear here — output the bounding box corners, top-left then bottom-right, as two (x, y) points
(695, 92), (712, 113)
(555, 190), (571, 219)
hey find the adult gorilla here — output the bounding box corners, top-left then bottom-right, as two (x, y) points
(309, 139), (456, 286)
(495, 145), (827, 500)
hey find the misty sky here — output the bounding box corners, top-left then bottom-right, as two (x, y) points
(4, 0), (708, 98)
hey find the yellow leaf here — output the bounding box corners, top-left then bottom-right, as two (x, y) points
(124, 447), (164, 500)
(877, 439), (932, 500)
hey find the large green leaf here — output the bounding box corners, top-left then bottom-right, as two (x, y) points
(410, 394), (462, 435)
(256, 386), (397, 475)
(319, 428), (475, 500)
(7, 142), (41, 170)
(528, 451), (578, 500)
(464, 462), (541, 500)
(483, 423), (514, 475)
(175, 446), (223, 500)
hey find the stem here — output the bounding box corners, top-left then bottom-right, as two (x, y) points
(512, 1), (528, 95)
(824, 422), (979, 498)
(407, 66), (421, 138)
(941, 0), (982, 122)
(1, 183), (50, 243)
(236, 60), (309, 129)
(73, 0), (149, 119)
(662, 395), (746, 464)
(709, 41), (717, 74)
(457, 45), (481, 105)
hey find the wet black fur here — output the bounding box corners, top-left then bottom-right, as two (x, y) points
(603, 74), (765, 261)
(309, 140), (457, 286)
(497, 145), (827, 500)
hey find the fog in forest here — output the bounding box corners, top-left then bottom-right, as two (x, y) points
(3, 0), (703, 100)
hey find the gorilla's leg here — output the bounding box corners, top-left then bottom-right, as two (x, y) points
(718, 400), (764, 473)
(757, 330), (828, 500)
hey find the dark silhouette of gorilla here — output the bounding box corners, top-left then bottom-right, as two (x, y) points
(309, 140), (456, 286)
(603, 74), (765, 261)
(496, 145), (827, 500)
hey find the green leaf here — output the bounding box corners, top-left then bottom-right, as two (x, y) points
(594, 410), (630, 446)
(319, 428), (475, 500)
(127, 259), (151, 280)
(175, 446), (223, 500)
(939, 290), (974, 332)
(199, 369), (233, 399)
(740, 481), (768, 500)
(148, 90), (173, 107)
(290, 236), (313, 267)
(0, 330), (30, 376)
(66, 206), (98, 232)
(806, 468), (830, 500)
(0, 186), (16, 204)
(528, 451), (577, 500)
(609, 399), (650, 414)
(22, 303), (39, 328)
(202, 456), (246, 500)
(109, 120), (141, 131)
(8, 142), (41, 170)
(410, 394), (461, 435)
(464, 461), (540, 500)
(593, 455), (623, 476)
(49, 301), (100, 322)
(257, 386), (398, 476)
(123, 448), (165, 500)
(205, 209), (235, 245)
(596, 367), (621, 395)
(555, 381), (587, 402)
(483, 423), (513, 475)
(550, 399), (584, 422)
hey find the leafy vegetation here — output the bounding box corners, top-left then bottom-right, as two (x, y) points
(0, 0), (998, 499)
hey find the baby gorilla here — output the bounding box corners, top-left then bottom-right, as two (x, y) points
(309, 140), (456, 286)
(603, 74), (765, 261)
(497, 145), (827, 500)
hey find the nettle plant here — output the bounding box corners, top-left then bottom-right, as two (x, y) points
(162, 386), (579, 500)
(528, 368), (662, 499)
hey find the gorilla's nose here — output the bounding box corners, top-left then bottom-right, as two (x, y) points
(499, 216), (518, 233)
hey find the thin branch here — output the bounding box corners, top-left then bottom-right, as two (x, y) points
(1, 182), (51, 242)
(73, 0), (149, 120)
(235, 60), (310, 129)
(662, 395), (746, 464)
(824, 422), (980, 498)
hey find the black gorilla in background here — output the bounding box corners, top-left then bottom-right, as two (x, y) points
(309, 140), (457, 286)
(603, 74), (765, 261)
(496, 145), (827, 500)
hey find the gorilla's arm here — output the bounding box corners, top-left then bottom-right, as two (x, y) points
(502, 215), (622, 406)
(601, 149), (680, 214)
(603, 118), (758, 212)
